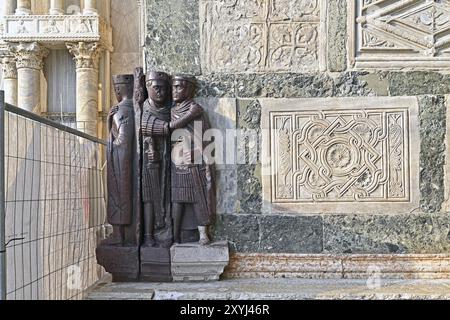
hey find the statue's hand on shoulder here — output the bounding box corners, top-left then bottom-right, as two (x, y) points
(109, 105), (119, 116)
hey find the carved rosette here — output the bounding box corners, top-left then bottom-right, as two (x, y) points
(10, 42), (49, 70)
(1, 56), (17, 79)
(66, 42), (102, 69)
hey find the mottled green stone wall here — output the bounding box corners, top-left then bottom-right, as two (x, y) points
(144, 0), (450, 254)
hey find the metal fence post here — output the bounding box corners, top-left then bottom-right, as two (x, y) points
(0, 91), (6, 300)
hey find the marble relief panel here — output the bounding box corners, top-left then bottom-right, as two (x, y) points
(200, 0), (327, 73)
(350, 0), (450, 69)
(261, 97), (420, 214)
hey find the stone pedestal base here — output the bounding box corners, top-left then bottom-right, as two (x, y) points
(170, 241), (230, 282)
(96, 245), (139, 282)
(140, 247), (172, 282)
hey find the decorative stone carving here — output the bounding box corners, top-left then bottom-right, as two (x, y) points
(66, 42), (102, 69)
(1, 56), (17, 79)
(200, 0), (327, 73)
(11, 42), (49, 70)
(350, 0), (450, 69)
(261, 97), (420, 214)
(1, 15), (112, 50)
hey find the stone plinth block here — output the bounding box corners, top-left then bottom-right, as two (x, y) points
(140, 247), (172, 282)
(96, 245), (139, 282)
(171, 241), (230, 282)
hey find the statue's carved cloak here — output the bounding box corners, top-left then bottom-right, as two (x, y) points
(141, 99), (171, 229)
(171, 99), (216, 226)
(107, 99), (135, 226)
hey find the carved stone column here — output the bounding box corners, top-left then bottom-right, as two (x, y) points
(1, 56), (17, 106)
(16, 0), (32, 15)
(83, 0), (97, 15)
(67, 42), (101, 136)
(12, 42), (48, 113)
(49, 0), (65, 15)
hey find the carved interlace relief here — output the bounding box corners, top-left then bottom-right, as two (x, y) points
(270, 108), (411, 203)
(201, 0), (325, 72)
(352, 0), (450, 68)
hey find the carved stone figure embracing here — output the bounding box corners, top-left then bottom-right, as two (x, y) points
(98, 71), (223, 283)
(170, 75), (216, 245)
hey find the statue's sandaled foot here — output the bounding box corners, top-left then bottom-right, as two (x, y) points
(198, 226), (210, 246)
(199, 235), (210, 246)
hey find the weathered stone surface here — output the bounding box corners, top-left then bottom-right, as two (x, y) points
(213, 214), (323, 254)
(213, 215), (260, 253)
(215, 168), (238, 214)
(96, 246), (139, 282)
(258, 216), (323, 253)
(349, 0), (450, 70)
(225, 253), (450, 280)
(140, 247), (172, 282)
(323, 214), (450, 254)
(195, 73), (450, 99)
(145, 0), (201, 75)
(419, 96), (446, 213)
(388, 72), (450, 96)
(327, 0), (347, 72)
(237, 165), (262, 214)
(171, 242), (230, 282)
(200, 0), (327, 73)
(235, 73), (334, 98)
(197, 73), (236, 98)
(87, 277), (450, 300)
(359, 72), (390, 96)
(261, 97), (420, 214)
(196, 98), (238, 214)
(333, 72), (376, 96)
(237, 99), (262, 214)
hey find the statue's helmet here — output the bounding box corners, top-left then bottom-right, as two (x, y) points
(172, 74), (197, 86)
(146, 71), (171, 84)
(112, 74), (134, 85)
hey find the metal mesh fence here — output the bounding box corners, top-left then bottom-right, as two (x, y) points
(1, 97), (107, 300)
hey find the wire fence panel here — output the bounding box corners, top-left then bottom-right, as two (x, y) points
(2, 102), (107, 300)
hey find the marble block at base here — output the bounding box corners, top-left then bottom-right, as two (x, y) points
(170, 241), (230, 282)
(140, 246), (172, 282)
(96, 245), (139, 282)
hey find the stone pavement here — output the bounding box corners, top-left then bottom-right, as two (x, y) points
(85, 276), (450, 300)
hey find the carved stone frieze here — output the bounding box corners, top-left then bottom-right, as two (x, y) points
(0, 15), (112, 50)
(261, 97), (420, 214)
(350, 0), (450, 69)
(200, 0), (327, 73)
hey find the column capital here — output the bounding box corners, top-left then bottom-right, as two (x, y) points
(1, 56), (17, 79)
(10, 42), (49, 70)
(66, 42), (102, 69)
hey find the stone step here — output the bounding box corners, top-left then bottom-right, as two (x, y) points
(85, 277), (450, 300)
